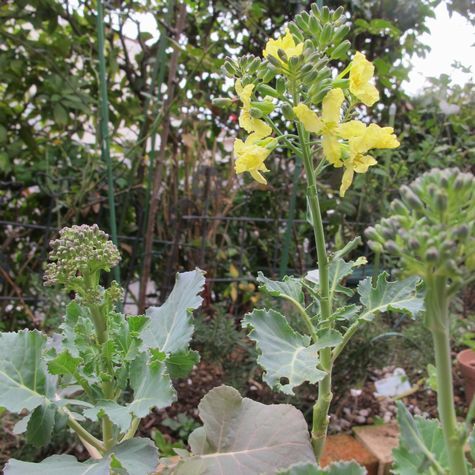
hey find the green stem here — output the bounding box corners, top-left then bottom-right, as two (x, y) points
(96, 0), (120, 283)
(66, 413), (105, 454)
(120, 417), (141, 443)
(427, 278), (468, 475)
(292, 82), (332, 461)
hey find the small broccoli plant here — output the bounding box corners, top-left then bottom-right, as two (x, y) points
(1, 224), (205, 474)
(367, 168), (475, 475)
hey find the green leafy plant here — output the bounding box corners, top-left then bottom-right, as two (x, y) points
(209, 2), (424, 469)
(1, 224), (205, 473)
(161, 413), (200, 441)
(367, 167), (475, 474)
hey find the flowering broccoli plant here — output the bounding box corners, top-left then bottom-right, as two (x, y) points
(1, 224), (206, 474)
(367, 168), (475, 475)
(214, 3), (424, 465)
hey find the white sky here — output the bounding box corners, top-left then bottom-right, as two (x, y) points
(404, 3), (475, 95)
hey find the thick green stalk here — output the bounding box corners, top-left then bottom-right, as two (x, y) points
(427, 279), (468, 475)
(293, 83), (332, 459)
(66, 413), (104, 454)
(96, 0), (120, 283)
(85, 274), (116, 451)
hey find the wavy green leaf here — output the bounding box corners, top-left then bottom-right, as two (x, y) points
(175, 386), (315, 474)
(392, 402), (449, 474)
(358, 273), (424, 321)
(277, 461), (366, 474)
(141, 269), (205, 354)
(257, 271), (304, 304)
(0, 330), (54, 413)
(242, 309), (326, 394)
(127, 353), (176, 418)
(4, 438), (158, 475)
(26, 402), (57, 448)
(84, 400), (132, 434)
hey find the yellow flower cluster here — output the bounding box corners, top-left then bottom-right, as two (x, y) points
(233, 79), (273, 184)
(263, 28), (304, 64)
(232, 28), (399, 194)
(293, 52), (399, 196)
(233, 30), (306, 184)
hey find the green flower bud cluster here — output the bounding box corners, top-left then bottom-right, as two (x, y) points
(44, 224), (121, 291)
(288, 5), (350, 105)
(105, 280), (124, 306)
(222, 53), (277, 84)
(366, 168), (475, 281)
(289, 5), (350, 59)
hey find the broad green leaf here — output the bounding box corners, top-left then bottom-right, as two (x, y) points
(166, 349), (200, 378)
(13, 413), (31, 435)
(47, 350), (93, 391)
(115, 315), (149, 362)
(306, 256), (366, 299)
(5, 438), (158, 475)
(358, 273), (424, 322)
(175, 386), (316, 474)
(141, 269), (205, 354)
(329, 257), (367, 299)
(0, 330), (53, 413)
(26, 402), (57, 447)
(242, 309), (326, 394)
(392, 402), (449, 474)
(257, 271), (304, 304)
(83, 400), (132, 434)
(332, 304), (361, 321)
(4, 455), (109, 475)
(127, 353), (176, 418)
(277, 461), (366, 474)
(108, 438), (159, 475)
(314, 329), (343, 351)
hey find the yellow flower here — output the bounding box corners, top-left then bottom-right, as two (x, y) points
(349, 52), (379, 107)
(235, 79), (272, 138)
(293, 88), (345, 166)
(338, 120), (399, 197)
(263, 28), (304, 63)
(339, 120), (400, 150)
(234, 133), (272, 185)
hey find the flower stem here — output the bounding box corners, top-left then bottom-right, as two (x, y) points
(427, 278), (468, 475)
(292, 82), (333, 459)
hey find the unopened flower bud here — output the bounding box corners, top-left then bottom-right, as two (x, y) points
(212, 97), (233, 107)
(282, 103), (296, 121)
(247, 57), (261, 74)
(453, 225), (469, 239)
(267, 55), (282, 68)
(401, 185), (423, 210)
(331, 40), (351, 60)
(364, 226), (380, 241)
(368, 240), (383, 254)
(385, 240), (400, 254)
(250, 107), (264, 118)
(408, 238), (420, 250)
(435, 191), (448, 212)
(277, 48), (288, 63)
(390, 199), (406, 214)
(425, 247), (439, 262)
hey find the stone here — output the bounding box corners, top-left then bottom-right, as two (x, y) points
(320, 434), (379, 475)
(353, 423), (400, 475)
